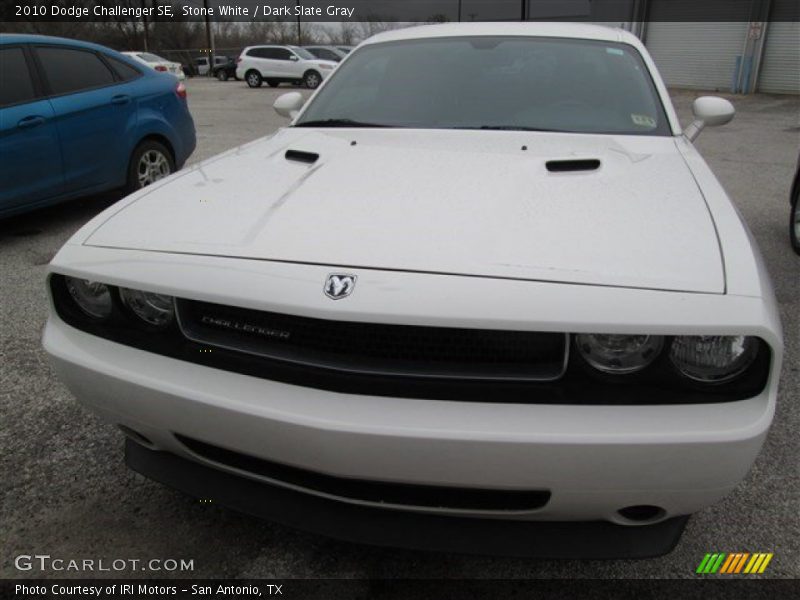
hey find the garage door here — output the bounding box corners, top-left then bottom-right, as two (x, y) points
(757, 22), (800, 94)
(643, 1), (751, 91)
(644, 22), (749, 91)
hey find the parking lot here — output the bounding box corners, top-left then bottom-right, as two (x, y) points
(1, 77), (798, 579)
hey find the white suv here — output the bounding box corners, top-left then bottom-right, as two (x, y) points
(236, 45), (337, 89)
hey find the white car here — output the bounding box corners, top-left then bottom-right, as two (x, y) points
(122, 51), (185, 80)
(235, 45), (336, 89)
(44, 23), (782, 558)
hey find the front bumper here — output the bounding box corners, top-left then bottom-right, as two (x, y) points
(126, 437), (690, 558)
(44, 313), (773, 527)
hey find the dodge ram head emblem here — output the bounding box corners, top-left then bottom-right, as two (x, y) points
(324, 274), (356, 300)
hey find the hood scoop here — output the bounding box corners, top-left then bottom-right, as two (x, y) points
(546, 158), (600, 172)
(285, 149), (319, 164)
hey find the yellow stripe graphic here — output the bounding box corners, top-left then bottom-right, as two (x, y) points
(743, 554), (760, 573)
(758, 553), (773, 573)
(751, 554), (767, 573)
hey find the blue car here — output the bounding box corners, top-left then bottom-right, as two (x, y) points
(0, 34), (196, 219)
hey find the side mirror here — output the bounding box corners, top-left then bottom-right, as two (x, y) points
(273, 92), (306, 119)
(684, 96), (735, 142)
(289, 55), (299, 61)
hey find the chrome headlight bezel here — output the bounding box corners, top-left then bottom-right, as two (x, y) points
(119, 287), (175, 328)
(669, 335), (760, 384)
(571, 332), (770, 393)
(575, 333), (664, 375)
(63, 277), (113, 320)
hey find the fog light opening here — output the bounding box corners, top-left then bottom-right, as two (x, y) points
(617, 505), (667, 523)
(118, 425), (156, 449)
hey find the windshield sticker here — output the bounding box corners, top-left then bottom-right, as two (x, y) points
(631, 114), (657, 128)
(606, 47), (624, 56)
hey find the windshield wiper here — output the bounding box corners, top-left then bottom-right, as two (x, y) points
(294, 119), (394, 128)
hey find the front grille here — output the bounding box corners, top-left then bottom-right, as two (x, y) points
(175, 434), (551, 512)
(175, 298), (567, 381)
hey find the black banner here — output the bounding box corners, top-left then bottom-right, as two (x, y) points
(1, 0), (799, 24)
(3, 580), (800, 600)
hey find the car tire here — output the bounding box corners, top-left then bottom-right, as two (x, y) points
(791, 193), (800, 255)
(245, 70), (263, 88)
(267, 79), (280, 88)
(217, 70), (228, 82)
(125, 140), (175, 193)
(303, 70), (322, 89)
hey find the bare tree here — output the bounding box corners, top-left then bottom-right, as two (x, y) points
(322, 21), (359, 46)
(2, 1), (333, 54)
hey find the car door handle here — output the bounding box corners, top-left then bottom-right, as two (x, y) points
(17, 116), (45, 129)
(111, 94), (131, 105)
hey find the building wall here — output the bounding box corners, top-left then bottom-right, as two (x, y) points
(757, 2), (800, 94)
(520, 0), (798, 94)
(643, 22), (750, 92)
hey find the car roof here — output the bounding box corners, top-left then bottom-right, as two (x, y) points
(363, 22), (638, 47)
(0, 33), (119, 53)
(0, 34), (151, 71)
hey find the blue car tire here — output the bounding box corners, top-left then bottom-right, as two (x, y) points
(126, 139), (175, 193)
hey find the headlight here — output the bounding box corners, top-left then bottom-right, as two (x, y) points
(575, 334), (663, 374)
(119, 287), (174, 327)
(64, 277), (112, 319)
(670, 335), (758, 383)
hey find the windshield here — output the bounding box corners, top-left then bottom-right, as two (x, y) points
(290, 47), (316, 60)
(296, 37), (670, 135)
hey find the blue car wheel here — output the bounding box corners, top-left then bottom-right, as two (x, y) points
(126, 140), (175, 193)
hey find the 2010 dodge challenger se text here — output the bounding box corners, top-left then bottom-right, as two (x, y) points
(43, 24), (783, 558)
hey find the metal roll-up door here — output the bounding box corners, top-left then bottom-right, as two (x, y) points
(644, 1), (751, 91)
(757, 1), (800, 95)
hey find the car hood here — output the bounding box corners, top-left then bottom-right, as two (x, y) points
(85, 129), (724, 293)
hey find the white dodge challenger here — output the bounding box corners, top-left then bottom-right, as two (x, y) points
(44, 24), (782, 558)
